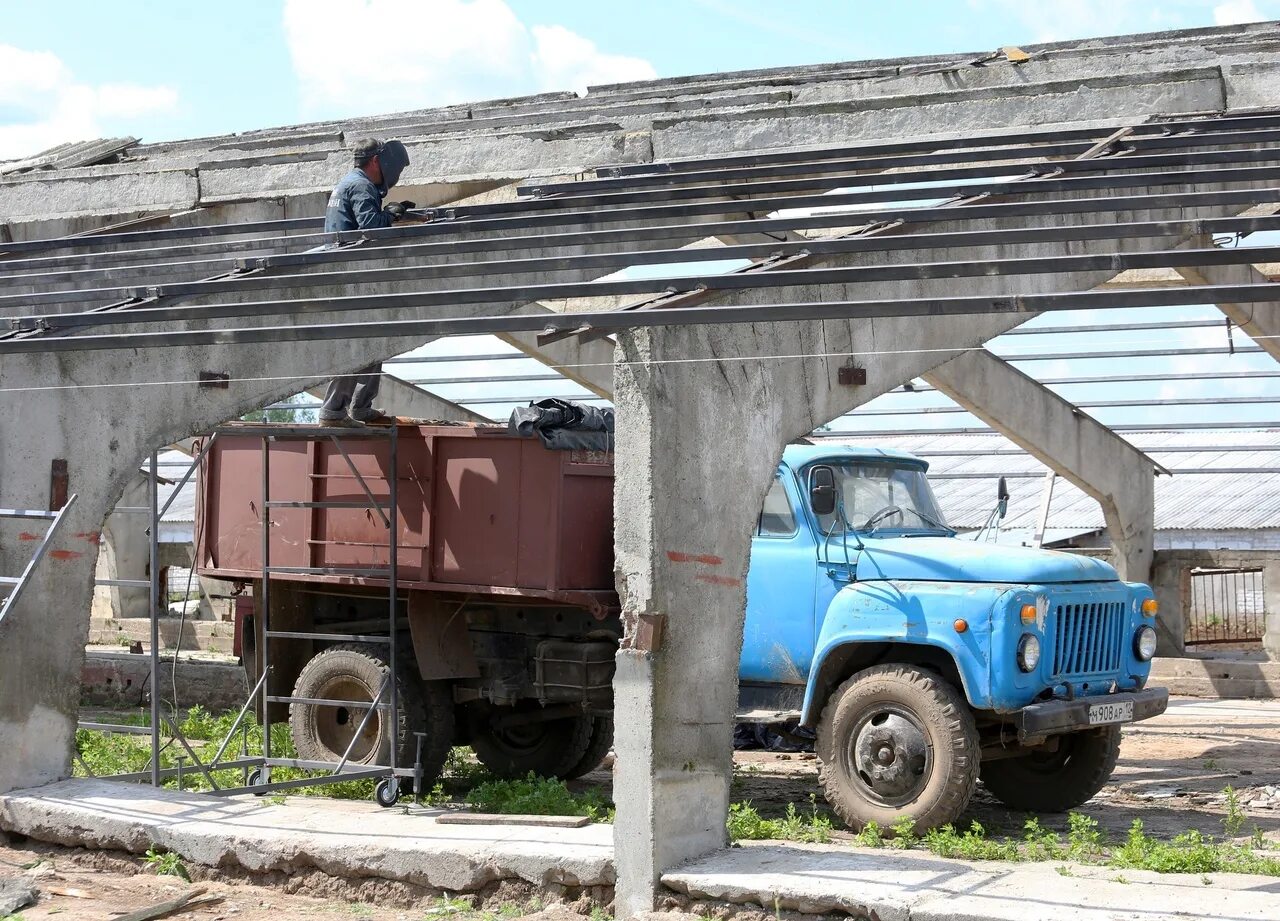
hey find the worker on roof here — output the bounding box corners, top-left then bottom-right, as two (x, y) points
(319, 137), (414, 426)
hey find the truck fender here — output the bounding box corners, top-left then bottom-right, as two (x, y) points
(799, 580), (1003, 725)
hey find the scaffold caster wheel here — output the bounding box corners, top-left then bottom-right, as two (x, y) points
(375, 777), (401, 808)
(247, 769), (266, 795)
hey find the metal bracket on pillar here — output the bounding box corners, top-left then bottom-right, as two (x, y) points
(623, 613), (666, 652)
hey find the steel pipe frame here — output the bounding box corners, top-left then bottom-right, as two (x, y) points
(16, 221), (1280, 316)
(12, 240), (1280, 337)
(928, 467), (1280, 478)
(843, 395), (1280, 417)
(7, 134), (1280, 263)
(595, 111), (1280, 178)
(911, 444), (1280, 456)
(8, 188), (1280, 298)
(7, 281), (1280, 354)
(498, 145), (1280, 213)
(523, 125), (1280, 196)
(13, 213), (1280, 316)
(817, 421), (1280, 436)
(893, 370), (1280, 393)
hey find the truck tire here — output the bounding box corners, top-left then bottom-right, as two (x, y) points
(289, 644), (450, 778)
(816, 664), (979, 832)
(560, 717), (614, 780)
(468, 704), (594, 779)
(979, 725), (1121, 812)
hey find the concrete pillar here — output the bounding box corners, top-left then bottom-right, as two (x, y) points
(92, 475), (152, 621)
(925, 350), (1157, 583)
(1263, 560), (1280, 661)
(1149, 551), (1188, 656)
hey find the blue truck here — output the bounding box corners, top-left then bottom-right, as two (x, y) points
(737, 444), (1167, 829)
(206, 426), (1166, 824)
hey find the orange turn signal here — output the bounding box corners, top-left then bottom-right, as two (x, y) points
(954, 619), (969, 634)
(1020, 604), (1037, 624)
(1141, 598), (1159, 616)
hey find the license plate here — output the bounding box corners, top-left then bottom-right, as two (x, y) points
(1087, 700), (1134, 725)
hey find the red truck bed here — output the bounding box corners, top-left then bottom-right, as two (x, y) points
(195, 423), (615, 604)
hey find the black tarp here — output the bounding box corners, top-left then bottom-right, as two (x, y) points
(508, 398), (614, 451)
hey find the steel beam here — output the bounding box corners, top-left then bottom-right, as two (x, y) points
(7, 281), (1280, 354)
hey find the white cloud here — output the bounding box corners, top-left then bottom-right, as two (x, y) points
(0, 44), (177, 161)
(969, 0), (1190, 44)
(1214, 0), (1265, 24)
(282, 0), (657, 116)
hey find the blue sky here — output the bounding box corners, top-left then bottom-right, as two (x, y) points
(2, 0), (1278, 156)
(4, 0), (1279, 433)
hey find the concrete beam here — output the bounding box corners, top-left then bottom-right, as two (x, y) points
(924, 349), (1157, 583)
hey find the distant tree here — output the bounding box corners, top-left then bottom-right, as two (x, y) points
(243, 397), (317, 424)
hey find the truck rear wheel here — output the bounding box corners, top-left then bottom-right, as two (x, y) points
(561, 716), (614, 780)
(816, 664), (979, 832)
(979, 725), (1121, 812)
(289, 644), (452, 780)
(468, 704), (594, 779)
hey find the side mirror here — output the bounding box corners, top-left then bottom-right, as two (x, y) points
(997, 475), (1009, 520)
(809, 466), (837, 516)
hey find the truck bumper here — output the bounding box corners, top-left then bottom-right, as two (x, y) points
(1014, 687), (1169, 740)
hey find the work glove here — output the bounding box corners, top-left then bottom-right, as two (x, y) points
(385, 200), (416, 222)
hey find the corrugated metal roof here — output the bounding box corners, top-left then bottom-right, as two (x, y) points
(823, 430), (1280, 532)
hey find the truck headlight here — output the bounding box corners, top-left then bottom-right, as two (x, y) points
(1017, 633), (1041, 672)
(1134, 625), (1157, 661)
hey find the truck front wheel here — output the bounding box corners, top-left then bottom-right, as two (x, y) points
(979, 725), (1121, 812)
(468, 703), (594, 779)
(817, 664), (979, 832)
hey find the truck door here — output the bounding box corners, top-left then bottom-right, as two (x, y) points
(740, 471), (818, 685)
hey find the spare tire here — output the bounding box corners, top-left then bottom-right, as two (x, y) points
(289, 644), (450, 777)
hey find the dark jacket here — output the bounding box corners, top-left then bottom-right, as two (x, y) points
(324, 168), (393, 232)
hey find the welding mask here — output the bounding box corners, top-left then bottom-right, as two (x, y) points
(375, 140), (409, 192)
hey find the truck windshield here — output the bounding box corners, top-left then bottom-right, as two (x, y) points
(811, 462), (951, 535)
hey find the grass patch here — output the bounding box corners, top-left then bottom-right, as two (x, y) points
(727, 796), (832, 844)
(464, 773), (614, 822)
(847, 798), (1280, 878)
(74, 706), (503, 802)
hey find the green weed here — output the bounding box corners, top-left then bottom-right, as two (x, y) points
(726, 799), (831, 844)
(464, 773), (614, 822)
(143, 846), (189, 880)
(854, 820), (883, 848)
(1223, 786), (1245, 838)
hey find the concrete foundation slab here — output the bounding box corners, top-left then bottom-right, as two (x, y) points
(662, 841), (1280, 921)
(0, 779), (614, 892)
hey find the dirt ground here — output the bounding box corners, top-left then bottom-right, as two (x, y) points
(0, 841), (608, 921)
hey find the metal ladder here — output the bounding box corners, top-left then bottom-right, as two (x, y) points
(216, 422), (408, 803)
(0, 494), (79, 626)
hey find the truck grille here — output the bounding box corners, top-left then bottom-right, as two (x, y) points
(1051, 601), (1125, 678)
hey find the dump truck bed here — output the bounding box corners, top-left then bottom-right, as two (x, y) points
(195, 423), (616, 607)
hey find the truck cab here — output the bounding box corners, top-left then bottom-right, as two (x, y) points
(738, 444), (1167, 830)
